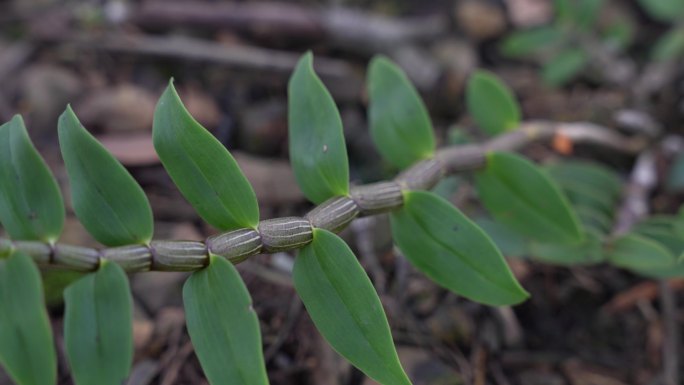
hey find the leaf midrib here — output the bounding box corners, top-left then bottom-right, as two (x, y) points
(487, 164), (575, 239)
(406, 207), (515, 296)
(310, 241), (409, 385)
(72, 151), (137, 243)
(164, 122), (252, 230)
(8, 127), (42, 239)
(205, 265), (255, 385)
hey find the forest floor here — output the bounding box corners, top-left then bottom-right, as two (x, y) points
(1, 0), (683, 384)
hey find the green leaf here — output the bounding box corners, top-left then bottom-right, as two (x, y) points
(673, 218), (684, 239)
(0, 115), (64, 242)
(154, 81), (259, 230)
(474, 217), (529, 258)
(562, 184), (615, 216)
(638, 262), (684, 279)
(59, 106), (153, 246)
(475, 152), (584, 244)
(367, 55), (436, 169)
(293, 229), (411, 385)
(0, 252), (56, 385)
(500, 27), (565, 58)
(542, 49), (589, 87)
(634, 215), (682, 231)
(288, 52), (350, 203)
(653, 28), (684, 62)
(391, 191), (528, 306)
(183, 255), (268, 385)
(575, 206), (612, 234)
(633, 216), (684, 256)
(637, 0), (684, 22)
(607, 233), (676, 272)
(545, 161), (622, 200)
(64, 261), (133, 385)
(466, 71), (521, 136)
(637, 227), (684, 256)
(529, 231), (604, 265)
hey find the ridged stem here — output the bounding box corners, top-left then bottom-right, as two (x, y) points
(0, 121), (649, 272)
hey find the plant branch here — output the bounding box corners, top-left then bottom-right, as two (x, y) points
(0, 121), (649, 273)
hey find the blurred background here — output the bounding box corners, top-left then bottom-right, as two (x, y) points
(1, 0), (684, 384)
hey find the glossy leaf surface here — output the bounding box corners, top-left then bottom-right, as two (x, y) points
(466, 71), (521, 136)
(64, 261), (133, 385)
(288, 52), (349, 203)
(0, 115), (64, 242)
(59, 106), (153, 246)
(183, 256), (269, 385)
(294, 229), (411, 385)
(475, 152), (583, 244)
(154, 82), (259, 230)
(0, 252), (56, 385)
(367, 55), (435, 169)
(391, 191), (528, 306)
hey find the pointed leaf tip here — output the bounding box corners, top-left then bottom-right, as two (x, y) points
(392, 191), (529, 306)
(475, 152), (584, 244)
(466, 70), (521, 136)
(288, 52), (350, 204)
(153, 82), (259, 230)
(0, 115), (65, 242)
(59, 107), (153, 246)
(294, 229), (412, 385)
(367, 55), (435, 169)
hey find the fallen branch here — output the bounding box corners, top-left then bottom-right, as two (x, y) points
(131, 1), (447, 55)
(41, 32), (362, 100)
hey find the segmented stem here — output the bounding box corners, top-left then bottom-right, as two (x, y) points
(0, 121), (648, 272)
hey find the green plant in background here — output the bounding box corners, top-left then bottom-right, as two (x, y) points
(0, 51), (672, 385)
(501, 0), (633, 86)
(463, 71), (684, 276)
(463, 70), (684, 272)
(638, 0), (684, 61)
(479, 159), (623, 265)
